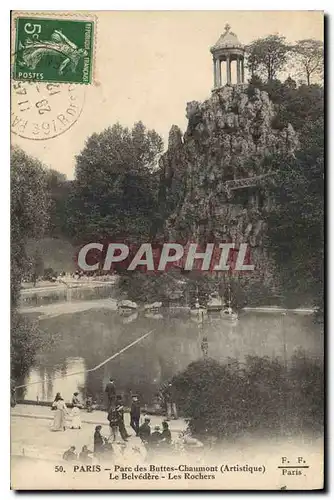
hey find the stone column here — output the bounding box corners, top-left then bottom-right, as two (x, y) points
(213, 58), (217, 88)
(226, 56), (231, 84)
(236, 57), (241, 84)
(241, 58), (245, 83)
(215, 58), (221, 87)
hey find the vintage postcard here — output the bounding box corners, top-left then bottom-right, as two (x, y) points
(10, 10), (324, 490)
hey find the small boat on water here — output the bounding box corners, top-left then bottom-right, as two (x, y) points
(144, 312), (164, 320)
(144, 301), (162, 313)
(117, 299), (138, 316)
(207, 292), (223, 312)
(122, 311), (139, 324)
(221, 306), (238, 322)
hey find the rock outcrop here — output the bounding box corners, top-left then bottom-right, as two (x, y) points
(159, 85), (299, 294)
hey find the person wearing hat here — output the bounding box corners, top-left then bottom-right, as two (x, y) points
(116, 396), (130, 441)
(150, 425), (162, 446)
(138, 417), (151, 444)
(130, 395), (141, 436)
(105, 378), (116, 407)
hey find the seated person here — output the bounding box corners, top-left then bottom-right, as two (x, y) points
(138, 417), (151, 444)
(161, 421), (172, 445)
(79, 445), (93, 463)
(63, 446), (77, 461)
(149, 426), (162, 446)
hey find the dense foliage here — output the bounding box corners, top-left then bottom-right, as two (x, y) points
(65, 122), (163, 243)
(11, 147), (51, 380)
(171, 354), (323, 439)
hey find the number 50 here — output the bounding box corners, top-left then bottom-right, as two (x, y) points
(24, 23), (41, 35)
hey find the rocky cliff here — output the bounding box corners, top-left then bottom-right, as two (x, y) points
(159, 85), (299, 297)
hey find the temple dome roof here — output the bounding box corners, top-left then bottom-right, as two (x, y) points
(210, 25), (244, 53)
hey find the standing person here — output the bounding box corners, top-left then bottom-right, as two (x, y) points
(161, 421), (172, 445)
(107, 405), (119, 442)
(51, 397), (69, 431)
(51, 392), (61, 410)
(116, 397), (130, 441)
(165, 383), (178, 420)
(130, 395), (140, 436)
(138, 417), (151, 444)
(93, 425), (105, 455)
(105, 378), (116, 408)
(86, 395), (93, 412)
(201, 336), (209, 357)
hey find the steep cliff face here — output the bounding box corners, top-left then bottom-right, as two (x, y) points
(159, 85), (298, 292)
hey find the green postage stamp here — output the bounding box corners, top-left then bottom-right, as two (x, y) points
(13, 17), (94, 84)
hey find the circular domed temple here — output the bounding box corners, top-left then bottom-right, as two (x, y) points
(210, 24), (245, 88)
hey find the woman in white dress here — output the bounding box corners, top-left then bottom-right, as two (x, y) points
(51, 397), (69, 431)
(70, 406), (82, 429)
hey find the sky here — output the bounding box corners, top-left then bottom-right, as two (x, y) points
(11, 10), (324, 179)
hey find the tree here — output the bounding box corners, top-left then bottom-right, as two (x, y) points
(66, 122), (164, 243)
(292, 39), (323, 85)
(265, 114), (324, 311)
(45, 169), (71, 237)
(11, 147), (50, 381)
(11, 147), (50, 305)
(246, 35), (290, 81)
(171, 354), (323, 438)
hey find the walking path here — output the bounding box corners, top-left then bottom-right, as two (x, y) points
(19, 297), (118, 318)
(11, 404), (187, 463)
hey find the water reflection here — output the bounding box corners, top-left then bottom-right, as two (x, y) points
(20, 309), (323, 405)
(21, 358), (86, 403)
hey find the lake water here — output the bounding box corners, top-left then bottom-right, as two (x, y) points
(18, 291), (323, 405)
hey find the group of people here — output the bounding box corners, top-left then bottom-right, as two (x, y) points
(104, 378), (173, 448)
(55, 377), (178, 461)
(50, 392), (85, 431)
(63, 445), (94, 463)
(105, 378), (140, 442)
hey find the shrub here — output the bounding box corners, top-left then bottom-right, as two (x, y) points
(171, 353), (323, 439)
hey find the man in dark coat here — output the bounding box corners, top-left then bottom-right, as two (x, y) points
(138, 417), (151, 444)
(165, 382), (178, 420)
(105, 378), (116, 407)
(130, 395), (140, 436)
(107, 405), (119, 442)
(116, 397), (130, 441)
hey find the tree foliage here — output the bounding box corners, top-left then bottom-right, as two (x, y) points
(265, 116), (324, 310)
(66, 122), (164, 243)
(292, 39), (324, 85)
(246, 35), (290, 81)
(11, 147), (52, 380)
(171, 355), (323, 439)
(11, 147), (50, 305)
